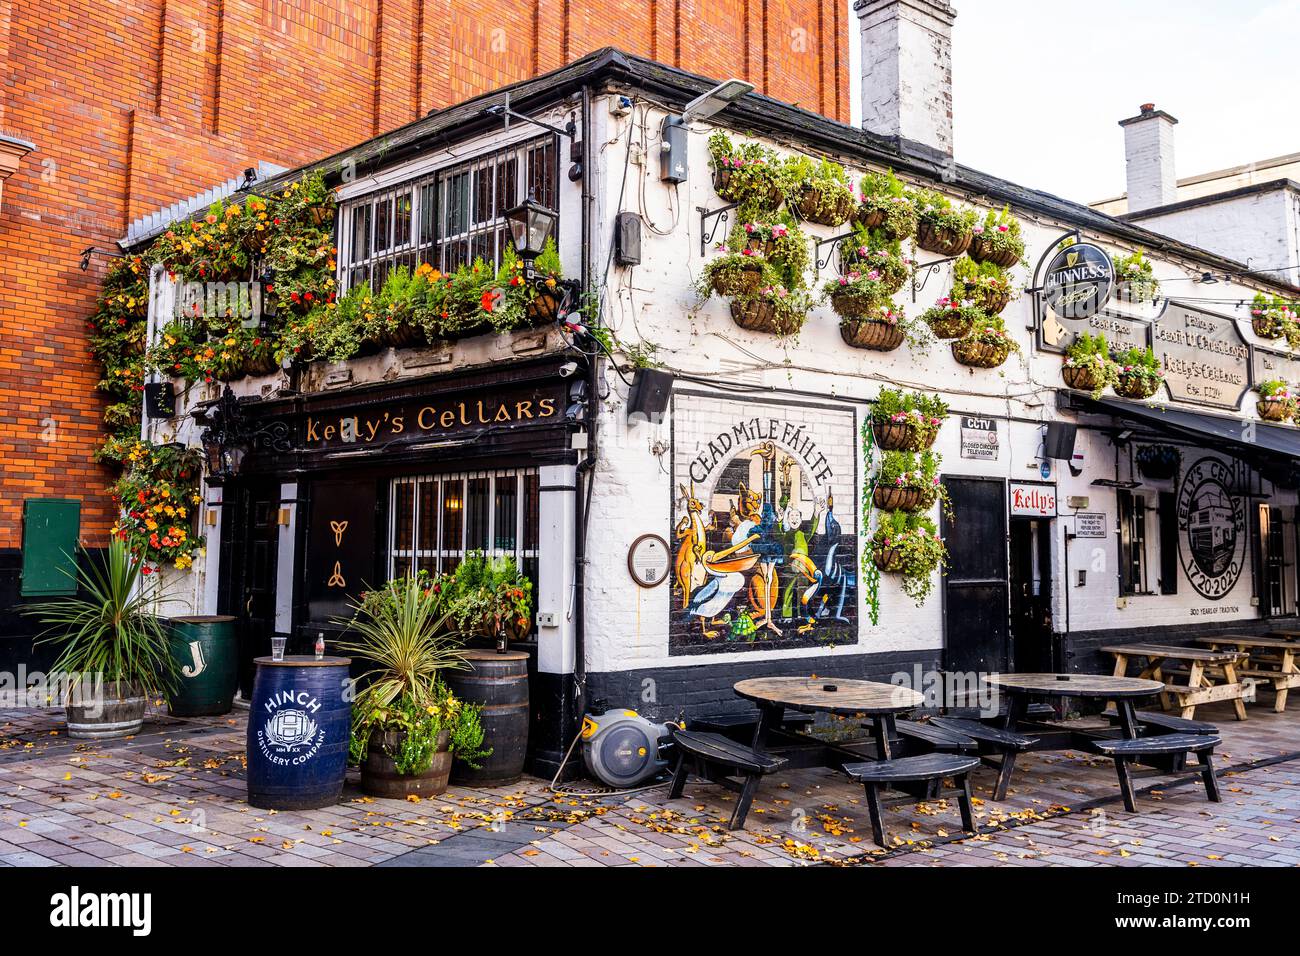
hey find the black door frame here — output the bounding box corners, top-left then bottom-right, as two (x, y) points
(1008, 515), (1054, 673)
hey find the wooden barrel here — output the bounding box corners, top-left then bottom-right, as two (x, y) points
(166, 615), (238, 717)
(446, 650), (530, 787)
(246, 655), (352, 810)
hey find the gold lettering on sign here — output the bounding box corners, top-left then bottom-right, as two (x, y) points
(305, 394), (560, 446)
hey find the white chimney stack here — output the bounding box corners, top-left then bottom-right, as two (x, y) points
(1120, 103), (1178, 212)
(855, 0), (957, 157)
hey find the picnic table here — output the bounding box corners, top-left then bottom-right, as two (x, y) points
(1195, 635), (1300, 713)
(982, 672), (1165, 740)
(733, 676), (924, 763)
(1101, 642), (1249, 721)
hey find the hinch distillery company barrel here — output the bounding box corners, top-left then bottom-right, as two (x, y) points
(446, 649), (529, 786)
(165, 615), (238, 717)
(246, 656), (352, 810)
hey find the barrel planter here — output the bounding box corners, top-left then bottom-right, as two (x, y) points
(361, 728), (452, 798)
(65, 681), (147, 740)
(246, 655), (352, 810)
(166, 615), (239, 717)
(445, 650), (529, 787)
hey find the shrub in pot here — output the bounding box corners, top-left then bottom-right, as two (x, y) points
(873, 450), (946, 513)
(913, 189), (977, 256)
(1112, 249), (1160, 305)
(856, 169), (917, 240)
(1256, 380), (1297, 422)
(870, 511), (947, 605)
(1113, 346), (1164, 400)
(951, 314), (1020, 370)
(23, 538), (178, 739)
(951, 256), (1017, 314)
(1062, 332), (1117, 397)
(338, 573), (489, 798)
(871, 387), (948, 451)
(968, 206), (1025, 269)
(786, 155), (855, 226)
(920, 297), (983, 340)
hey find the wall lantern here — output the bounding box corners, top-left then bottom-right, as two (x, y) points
(504, 191), (559, 266)
(193, 385), (291, 482)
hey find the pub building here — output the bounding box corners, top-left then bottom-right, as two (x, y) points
(129, 39), (1300, 778)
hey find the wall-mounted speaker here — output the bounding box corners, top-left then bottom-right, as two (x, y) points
(627, 368), (673, 421)
(1043, 421), (1077, 461)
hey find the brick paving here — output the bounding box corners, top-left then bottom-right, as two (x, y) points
(1, 700), (1297, 868)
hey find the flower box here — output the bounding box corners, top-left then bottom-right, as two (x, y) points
(840, 318), (904, 352)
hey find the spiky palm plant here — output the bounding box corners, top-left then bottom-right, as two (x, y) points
(23, 538), (177, 698)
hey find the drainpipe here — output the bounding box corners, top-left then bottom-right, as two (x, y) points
(573, 83), (597, 725)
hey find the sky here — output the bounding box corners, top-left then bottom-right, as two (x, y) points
(852, 0), (1300, 205)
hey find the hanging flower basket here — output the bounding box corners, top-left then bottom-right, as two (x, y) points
(729, 298), (805, 336)
(796, 186), (855, 226)
(830, 288), (885, 319)
(963, 285), (1012, 315)
(926, 312), (974, 340)
(307, 204), (333, 227)
(871, 416), (938, 452)
(711, 262), (766, 298)
(1114, 374), (1161, 400)
(916, 221), (973, 257)
(841, 318), (904, 352)
(1135, 445), (1180, 481)
(1252, 315), (1285, 339)
(379, 319), (424, 349)
(968, 235), (1020, 269)
(245, 351), (280, 377)
(526, 290), (561, 325)
(1062, 364), (1103, 392)
(873, 484), (930, 512)
(952, 338), (1011, 369)
(1258, 399), (1294, 422)
(872, 547), (906, 573)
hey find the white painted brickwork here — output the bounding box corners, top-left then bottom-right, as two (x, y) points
(1123, 111), (1178, 213)
(857, 0), (956, 155)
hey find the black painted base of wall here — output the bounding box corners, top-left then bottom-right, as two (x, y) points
(528, 670), (582, 781)
(0, 548), (97, 676)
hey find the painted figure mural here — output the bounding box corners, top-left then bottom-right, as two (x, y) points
(671, 420), (857, 655)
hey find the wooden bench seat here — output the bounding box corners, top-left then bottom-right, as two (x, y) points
(691, 710), (814, 742)
(1090, 733), (1222, 812)
(667, 730), (788, 830)
(893, 719), (978, 753)
(844, 754), (981, 847)
(1101, 709), (1218, 735)
(929, 716), (1039, 800)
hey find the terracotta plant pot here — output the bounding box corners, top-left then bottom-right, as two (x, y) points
(873, 484), (930, 512)
(361, 728), (452, 799)
(1257, 399), (1294, 422)
(915, 220), (972, 257)
(871, 417), (936, 452)
(830, 289), (884, 320)
(1062, 364), (1103, 392)
(796, 186), (854, 226)
(968, 235), (1020, 269)
(730, 299), (799, 336)
(952, 338), (1011, 369)
(1114, 375), (1161, 400)
(926, 313), (974, 340)
(840, 319), (904, 352)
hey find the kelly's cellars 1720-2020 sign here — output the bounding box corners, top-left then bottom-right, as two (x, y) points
(1177, 457), (1247, 599)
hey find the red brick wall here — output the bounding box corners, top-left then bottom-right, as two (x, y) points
(0, 0), (850, 549)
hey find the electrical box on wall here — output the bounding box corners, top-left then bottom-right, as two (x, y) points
(21, 498), (80, 596)
(659, 117), (688, 183)
(615, 212), (641, 265)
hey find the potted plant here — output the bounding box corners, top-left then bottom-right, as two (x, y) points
(707, 132), (785, 209)
(952, 314), (1020, 369)
(969, 206), (1025, 269)
(1250, 292), (1298, 342)
(871, 388), (948, 451)
(837, 230), (912, 293)
(1135, 444), (1181, 481)
(699, 251), (772, 298)
(786, 156), (855, 226)
(951, 256), (1017, 314)
(730, 284), (812, 337)
(825, 269), (890, 320)
(22, 538), (178, 739)
(1112, 249), (1160, 304)
(338, 573), (489, 798)
(1256, 380), (1297, 422)
(873, 450), (945, 513)
(1114, 346), (1164, 399)
(920, 296), (982, 340)
(913, 189), (977, 256)
(870, 511), (947, 605)
(856, 169), (917, 241)
(1062, 332), (1117, 397)
(840, 301), (912, 352)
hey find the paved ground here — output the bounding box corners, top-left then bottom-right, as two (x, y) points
(1, 700), (1297, 867)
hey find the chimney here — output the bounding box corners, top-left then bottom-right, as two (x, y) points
(855, 0), (957, 158)
(1119, 103), (1178, 212)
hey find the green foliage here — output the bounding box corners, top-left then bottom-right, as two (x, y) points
(858, 169), (918, 240)
(873, 387), (949, 424)
(1112, 248), (1160, 303)
(971, 205), (1025, 263)
(913, 188), (978, 234)
(443, 553), (534, 638)
(22, 538), (178, 697)
(963, 313), (1020, 352)
(870, 511), (947, 605)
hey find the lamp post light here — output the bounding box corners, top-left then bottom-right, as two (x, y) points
(503, 191), (559, 280)
(193, 386), (290, 482)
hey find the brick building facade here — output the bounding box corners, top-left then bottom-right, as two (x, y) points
(0, 0), (849, 576)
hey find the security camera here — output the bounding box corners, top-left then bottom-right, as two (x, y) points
(558, 361), (581, 378)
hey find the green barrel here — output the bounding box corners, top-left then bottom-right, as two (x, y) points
(166, 615), (239, 717)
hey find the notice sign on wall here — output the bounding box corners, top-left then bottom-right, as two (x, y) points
(1075, 513), (1107, 538)
(959, 416), (999, 460)
(1010, 482), (1057, 517)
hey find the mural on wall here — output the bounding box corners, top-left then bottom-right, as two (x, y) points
(1177, 457), (1247, 599)
(671, 394), (858, 655)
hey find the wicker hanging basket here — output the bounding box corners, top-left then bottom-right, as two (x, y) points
(961, 284), (1012, 315)
(526, 291), (561, 325)
(796, 186), (854, 226)
(730, 299), (799, 336)
(742, 235), (778, 258)
(871, 417), (936, 452)
(830, 289), (884, 320)
(1061, 364), (1103, 392)
(926, 313), (974, 340)
(952, 338), (1011, 369)
(1257, 399), (1294, 422)
(872, 547), (906, 573)
(245, 351), (280, 377)
(840, 319), (904, 352)
(1252, 316), (1284, 339)
(1114, 375), (1161, 400)
(855, 205), (886, 231)
(712, 263), (766, 298)
(872, 484), (931, 512)
(916, 221), (973, 257)
(379, 320), (424, 349)
(968, 235), (1020, 269)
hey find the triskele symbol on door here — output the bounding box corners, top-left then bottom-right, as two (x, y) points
(330, 520), (348, 546)
(182, 640), (207, 679)
(327, 561), (346, 588)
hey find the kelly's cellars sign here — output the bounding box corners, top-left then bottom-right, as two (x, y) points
(1153, 303), (1251, 409)
(1177, 457), (1246, 599)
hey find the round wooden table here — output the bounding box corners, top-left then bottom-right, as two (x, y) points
(982, 673), (1166, 738)
(734, 677), (925, 759)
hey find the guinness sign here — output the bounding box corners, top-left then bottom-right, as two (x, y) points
(1043, 242), (1114, 319)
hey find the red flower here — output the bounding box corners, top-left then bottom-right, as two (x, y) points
(480, 290), (496, 312)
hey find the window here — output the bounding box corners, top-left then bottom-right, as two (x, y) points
(340, 134), (558, 293)
(388, 469), (540, 593)
(1117, 490), (1148, 595)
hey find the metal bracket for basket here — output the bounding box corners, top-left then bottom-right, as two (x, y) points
(697, 202), (739, 256)
(910, 253), (964, 303)
(814, 230), (858, 273)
